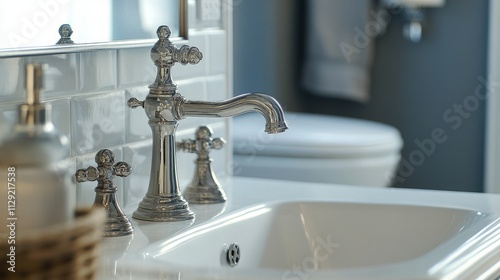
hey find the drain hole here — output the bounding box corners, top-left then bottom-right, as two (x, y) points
(226, 243), (240, 267)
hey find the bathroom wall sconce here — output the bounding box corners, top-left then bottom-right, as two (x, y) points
(380, 0), (446, 43)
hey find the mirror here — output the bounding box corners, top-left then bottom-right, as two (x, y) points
(0, 0), (187, 58)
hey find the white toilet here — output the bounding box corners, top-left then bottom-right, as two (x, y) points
(232, 112), (403, 187)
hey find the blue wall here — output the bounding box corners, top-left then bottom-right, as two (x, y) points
(233, 0), (489, 192)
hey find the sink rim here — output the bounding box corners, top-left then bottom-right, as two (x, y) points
(107, 177), (500, 280)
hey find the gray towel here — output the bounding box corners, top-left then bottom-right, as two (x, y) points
(302, 0), (377, 103)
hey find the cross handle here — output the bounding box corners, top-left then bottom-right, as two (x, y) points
(75, 149), (132, 188)
(179, 126), (225, 157)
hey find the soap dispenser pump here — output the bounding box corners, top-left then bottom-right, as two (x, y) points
(0, 64), (74, 235)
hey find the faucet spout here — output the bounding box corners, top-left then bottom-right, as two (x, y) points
(180, 93), (288, 134)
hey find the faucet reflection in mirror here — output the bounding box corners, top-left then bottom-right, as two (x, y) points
(128, 25), (288, 222)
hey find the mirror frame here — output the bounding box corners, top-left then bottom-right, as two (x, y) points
(0, 0), (187, 58)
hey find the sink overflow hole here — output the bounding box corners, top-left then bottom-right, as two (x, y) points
(226, 243), (240, 267)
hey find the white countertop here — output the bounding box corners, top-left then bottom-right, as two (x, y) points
(97, 177), (500, 279)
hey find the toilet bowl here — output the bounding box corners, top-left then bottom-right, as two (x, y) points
(232, 112), (403, 187)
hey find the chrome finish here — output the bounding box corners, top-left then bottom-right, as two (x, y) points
(128, 25), (199, 222)
(75, 149), (133, 237)
(180, 93), (288, 134)
(226, 243), (241, 267)
(179, 126), (227, 204)
(128, 25), (288, 222)
(148, 25), (202, 95)
(56, 24), (74, 45)
(130, 118), (195, 222)
(127, 98), (144, 108)
(0, 38), (187, 59)
(402, 7), (425, 43)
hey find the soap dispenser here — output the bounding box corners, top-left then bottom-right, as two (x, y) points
(0, 64), (74, 235)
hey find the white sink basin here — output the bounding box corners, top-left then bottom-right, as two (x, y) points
(138, 200), (498, 279)
(107, 177), (500, 280)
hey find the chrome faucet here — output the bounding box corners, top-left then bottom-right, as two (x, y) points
(75, 149), (133, 237)
(179, 126), (227, 204)
(128, 25), (288, 222)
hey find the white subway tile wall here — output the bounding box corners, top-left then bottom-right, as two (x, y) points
(50, 98), (72, 144)
(207, 30), (227, 76)
(174, 31), (209, 80)
(0, 17), (230, 209)
(117, 47), (155, 88)
(27, 53), (79, 98)
(70, 90), (127, 155)
(122, 140), (153, 207)
(177, 77), (208, 131)
(0, 57), (25, 102)
(206, 74), (227, 101)
(79, 50), (117, 92)
(125, 87), (150, 143)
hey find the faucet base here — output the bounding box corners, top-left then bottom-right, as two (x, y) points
(183, 185), (227, 204)
(182, 162), (227, 204)
(104, 213), (134, 237)
(94, 188), (134, 237)
(132, 193), (195, 222)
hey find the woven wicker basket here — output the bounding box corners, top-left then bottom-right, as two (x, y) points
(1, 207), (105, 280)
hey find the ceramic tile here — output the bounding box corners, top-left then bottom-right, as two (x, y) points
(173, 31), (208, 81)
(125, 86), (151, 143)
(176, 75), (230, 131)
(117, 47), (156, 88)
(75, 148), (124, 207)
(0, 100), (71, 145)
(49, 98), (71, 144)
(177, 77), (207, 131)
(0, 105), (17, 126)
(79, 50), (117, 92)
(207, 30), (227, 76)
(177, 77), (206, 100)
(67, 157), (78, 206)
(177, 76), (229, 129)
(123, 141), (152, 207)
(0, 57), (25, 102)
(27, 54), (79, 98)
(71, 91), (126, 155)
(0, 105), (16, 143)
(206, 74), (227, 101)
